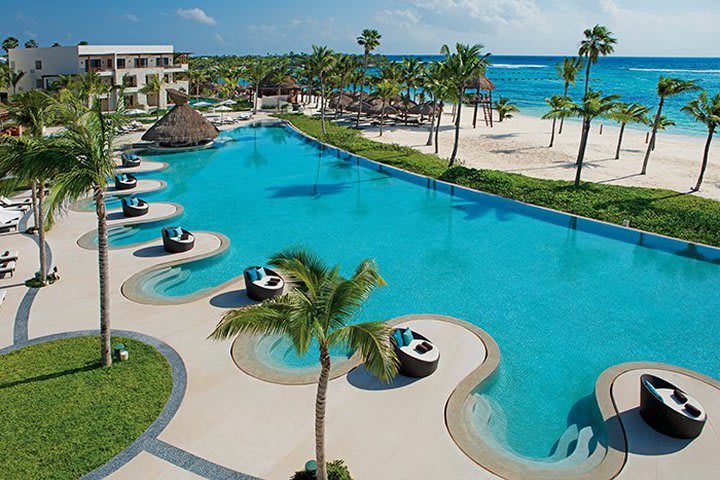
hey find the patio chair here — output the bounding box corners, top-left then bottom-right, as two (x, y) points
(161, 226), (195, 253)
(391, 326), (440, 377)
(244, 266), (284, 300)
(114, 173), (137, 191)
(639, 374), (707, 439)
(121, 197), (149, 217)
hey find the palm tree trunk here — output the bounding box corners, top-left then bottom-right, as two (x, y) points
(559, 82), (569, 134)
(37, 180), (47, 286)
(434, 103), (443, 154)
(30, 182), (39, 234)
(253, 87), (259, 114)
(315, 346), (331, 480)
(693, 127), (715, 191)
(356, 54), (369, 128)
(277, 86), (281, 112)
(615, 123), (626, 160)
(575, 119), (591, 187)
(449, 88), (463, 166)
(642, 99), (664, 175)
(584, 58), (591, 95)
(320, 79), (326, 136)
(380, 100), (386, 136)
(426, 99), (437, 146)
(549, 118), (556, 148)
(94, 186), (112, 367)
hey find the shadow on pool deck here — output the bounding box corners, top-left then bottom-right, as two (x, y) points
(346, 365), (422, 391)
(133, 246), (172, 258)
(604, 407), (693, 455)
(209, 290), (256, 309)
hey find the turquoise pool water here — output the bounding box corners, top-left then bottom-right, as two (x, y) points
(108, 123), (720, 464)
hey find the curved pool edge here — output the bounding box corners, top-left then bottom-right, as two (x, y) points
(76, 202), (185, 250)
(121, 231), (238, 306)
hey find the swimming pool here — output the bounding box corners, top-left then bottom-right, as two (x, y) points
(108, 123), (720, 468)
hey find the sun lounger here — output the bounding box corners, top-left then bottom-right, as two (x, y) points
(0, 251), (19, 262)
(0, 261), (16, 278)
(244, 266), (285, 300)
(0, 196), (31, 211)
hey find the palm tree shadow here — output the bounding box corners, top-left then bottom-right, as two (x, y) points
(346, 365), (421, 391)
(0, 362), (99, 389)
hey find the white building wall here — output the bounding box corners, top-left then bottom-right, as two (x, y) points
(7, 44), (188, 110)
(8, 46), (80, 92)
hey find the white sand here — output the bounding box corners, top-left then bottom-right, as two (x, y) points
(354, 106), (720, 201)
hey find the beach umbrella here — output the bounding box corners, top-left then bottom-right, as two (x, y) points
(408, 102), (435, 116)
(346, 101), (374, 113)
(215, 105), (233, 121)
(218, 99), (236, 106)
(193, 101), (212, 108)
(124, 109), (147, 116)
(328, 93), (353, 110)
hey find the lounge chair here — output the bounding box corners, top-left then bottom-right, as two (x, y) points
(244, 266), (284, 301)
(121, 152), (142, 168)
(0, 289), (5, 307)
(0, 261), (16, 278)
(0, 251), (19, 262)
(391, 326), (440, 377)
(639, 373), (707, 439)
(0, 196), (31, 211)
(161, 226), (195, 253)
(114, 173), (137, 191)
(121, 197), (149, 217)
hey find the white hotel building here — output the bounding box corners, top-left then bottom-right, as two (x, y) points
(8, 44), (189, 111)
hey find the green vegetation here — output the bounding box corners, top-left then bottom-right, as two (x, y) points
(278, 113), (720, 247)
(292, 460), (353, 480)
(0, 336), (172, 479)
(210, 248), (397, 480)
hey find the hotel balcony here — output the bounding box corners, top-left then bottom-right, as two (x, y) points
(165, 64), (189, 74)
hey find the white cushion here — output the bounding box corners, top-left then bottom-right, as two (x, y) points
(400, 339), (439, 362)
(252, 275), (284, 291)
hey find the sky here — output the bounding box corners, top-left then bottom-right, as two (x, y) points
(1, 0), (719, 57)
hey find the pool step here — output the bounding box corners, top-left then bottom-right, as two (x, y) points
(142, 267), (191, 295)
(108, 225), (138, 242)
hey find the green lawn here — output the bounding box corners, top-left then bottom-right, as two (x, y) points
(276, 114), (720, 248)
(0, 336), (173, 479)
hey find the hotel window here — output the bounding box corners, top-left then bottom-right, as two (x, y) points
(107, 59), (113, 68)
(35, 60), (42, 70)
(89, 59), (102, 69)
(117, 58), (126, 68)
(134, 58), (148, 68)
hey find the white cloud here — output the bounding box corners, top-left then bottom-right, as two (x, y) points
(375, 9), (420, 27)
(123, 13), (140, 23)
(411, 0), (540, 25)
(176, 8), (217, 26)
(214, 33), (226, 45)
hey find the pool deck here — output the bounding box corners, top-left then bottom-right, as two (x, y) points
(1, 116), (719, 479)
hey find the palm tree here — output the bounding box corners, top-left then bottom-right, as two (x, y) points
(187, 68), (209, 100)
(209, 248), (397, 480)
(140, 74), (166, 120)
(441, 43), (490, 166)
(542, 95), (569, 148)
(609, 102), (650, 159)
(243, 58), (272, 114)
(1, 91), (54, 284)
(578, 25), (617, 95)
(270, 60), (292, 112)
(641, 77), (699, 174)
(400, 57), (424, 124)
(374, 78), (402, 136)
(681, 91), (720, 191)
(76, 70), (109, 109)
(355, 29), (382, 128)
(8, 70), (26, 97)
(557, 91), (620, 186)
(420, 62), (448, 148)
(556, 57), (584, 134)
(43, 104), (121, 366)
(307, 46), (336, 136)
(2, 37), (19, 54)
(494, 96), (518, 122)
(24, 39), (38, 49)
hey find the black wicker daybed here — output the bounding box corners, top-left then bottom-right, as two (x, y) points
(244, 266), (284, 301)
(639, 373), (707, 439)
(121, 197), (149, 217)
(392, 326), (440, 378)
(161, 226), (195, 253)
(114, 173), (137, 191)
(121, 152), (142, 168)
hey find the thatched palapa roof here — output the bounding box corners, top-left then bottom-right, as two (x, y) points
(465, 75), (496, 91)
(142, 89), (219, 146)
(259, 75), (301, 93)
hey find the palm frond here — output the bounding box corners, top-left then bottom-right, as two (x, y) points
(208, 299), (292, 340)
(329, 321), (398, 382)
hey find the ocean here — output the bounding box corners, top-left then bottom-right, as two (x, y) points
(386, 55), (720, 136)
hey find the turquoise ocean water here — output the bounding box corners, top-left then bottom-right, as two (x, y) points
(107, 124), (720, 465)
(388, 55), (720, 136)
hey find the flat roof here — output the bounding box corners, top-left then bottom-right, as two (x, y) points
(78, 45), (174, 55)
